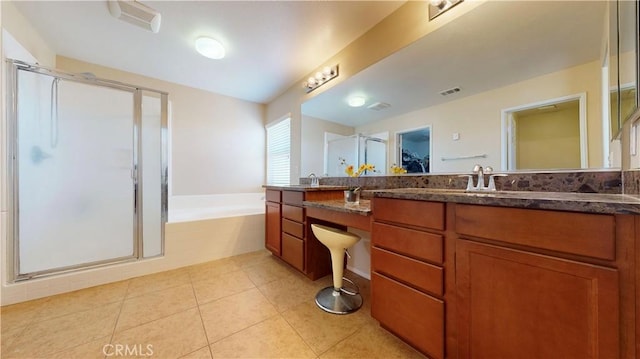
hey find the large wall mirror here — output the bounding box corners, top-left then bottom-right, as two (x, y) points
(610, 0), (639, 139)
(301, 1), (638, 177)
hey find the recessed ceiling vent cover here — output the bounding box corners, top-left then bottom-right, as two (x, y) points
(439, 87), (461, 96)
(367, 102), (391, 111)
(108, 0), (162, 33)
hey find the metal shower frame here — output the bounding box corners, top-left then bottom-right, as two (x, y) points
(5, 59), (169, 281)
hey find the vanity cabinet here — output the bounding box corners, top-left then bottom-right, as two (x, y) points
(370, 198), (638, 358)
(264, 188), (344, 280)
(456, 240), (618, 358)
(455, 204), (635, 358)
(371, 197), (446, 359)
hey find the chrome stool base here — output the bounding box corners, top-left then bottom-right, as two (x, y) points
(315, 286), (363, 315)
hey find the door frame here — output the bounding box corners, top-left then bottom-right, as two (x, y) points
(395, 125), (433, 173)
(500, 93), (588, 171)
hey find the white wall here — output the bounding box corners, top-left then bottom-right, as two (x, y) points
(301, 115), (354, 177)
(56, 56), (265, 196)
(356, 59), (605, 173)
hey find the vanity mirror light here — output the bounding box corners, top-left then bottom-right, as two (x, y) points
(301, 0), (633, 177)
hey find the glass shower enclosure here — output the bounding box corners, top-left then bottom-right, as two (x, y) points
(325, 134), (387, 176)
(5, 60), (168, 280)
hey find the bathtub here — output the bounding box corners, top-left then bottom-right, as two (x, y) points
(1, 193), (268, 305)
(164, 192), (266, 268)
(168, 193), (265, 222)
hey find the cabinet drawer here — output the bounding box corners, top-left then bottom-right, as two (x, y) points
(372, 222), (443, 264)
(373, 198), (445, 230)
(282, 204), (304, 222)
(372, 247), (443, 296)
(283, 191), (304, 205)
(455, 205), (615, 260)
(372, 272), (444, 359)
(265, 190), (281, 203)
(282, 233), (304, 271)
(282, 218), (304, 238)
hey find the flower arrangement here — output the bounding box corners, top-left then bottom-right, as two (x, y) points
(339, 157), (375, 177)
(390, 164), (407, 174)
(339, 157), (376, 196)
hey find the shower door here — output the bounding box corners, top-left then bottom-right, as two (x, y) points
(14, 69), (137, 277)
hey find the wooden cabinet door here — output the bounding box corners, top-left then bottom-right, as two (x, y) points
(456, 240), (619, 359)
(265, 201), (281, 255)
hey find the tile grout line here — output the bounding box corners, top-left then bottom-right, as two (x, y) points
(317, 324), (369, 358)
(190, 272), (216, 359)
(108, 279), (133, 354)
(279, 309), (324, 357)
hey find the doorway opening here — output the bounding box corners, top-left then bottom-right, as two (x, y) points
(501, 94), (587, 170)
(396, 126), (431, 173)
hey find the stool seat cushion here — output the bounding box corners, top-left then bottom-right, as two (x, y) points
(311, 224), (361, 250)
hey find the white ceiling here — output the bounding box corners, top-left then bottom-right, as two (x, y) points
(11, 0), (405, 104)
(302, 0), (607, 127)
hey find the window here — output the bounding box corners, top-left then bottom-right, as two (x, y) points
(266, 117), (291, 185)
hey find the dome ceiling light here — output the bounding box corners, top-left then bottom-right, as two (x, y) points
(195, 37), (226, 60)
(348, 96), (366, 107)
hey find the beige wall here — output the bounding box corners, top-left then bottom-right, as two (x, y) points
(1, 1), (55, 66)
(56, 56), (265, 195)
(266, 0), (485, 183)
(355, 60), (604, 173)
(515, 105), (581, 169)
(301, 115), (354, 177)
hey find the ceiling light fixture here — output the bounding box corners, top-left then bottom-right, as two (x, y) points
(348, 96), (366, 107)
(428, 0), (463, 21)
(303, 65), (339, 93)
(195, 37), (226, 59)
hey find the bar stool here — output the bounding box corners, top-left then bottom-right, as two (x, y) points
(311, 224), (363, 314)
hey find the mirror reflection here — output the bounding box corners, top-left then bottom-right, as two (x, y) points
(617, 0), (639, 127)
(301, 1), (627, 176)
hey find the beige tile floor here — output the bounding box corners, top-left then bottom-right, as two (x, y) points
(1, 250), (425, 359)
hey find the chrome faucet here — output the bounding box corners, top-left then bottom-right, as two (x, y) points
(460, 164), (506, 191)
(309, 173), (319, 187)
(473, 164), (485, 189)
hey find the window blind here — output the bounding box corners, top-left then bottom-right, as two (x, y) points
(266, 117), (291, 185)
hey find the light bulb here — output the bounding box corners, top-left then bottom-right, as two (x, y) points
(195, 37), (225, 59)
(348, 96), (366, 107)
(315, 72), (324, 81)
(430, 0), (446, 7)
(322, 66), (332, 76)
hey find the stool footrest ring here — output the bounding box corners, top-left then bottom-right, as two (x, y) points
(339, 276), (360, 296)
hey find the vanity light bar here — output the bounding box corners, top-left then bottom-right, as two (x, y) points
(303, 65), (339, 93)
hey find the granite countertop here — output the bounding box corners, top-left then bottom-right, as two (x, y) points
(303, 199), (372, 216)
(263, 184), (348, 192)
(370, 188), (640, 215)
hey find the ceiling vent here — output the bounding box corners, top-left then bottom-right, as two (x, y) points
(439, 87), (461, 96)
(108, 0), (162, 33)
(367, 102), (391, 111)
